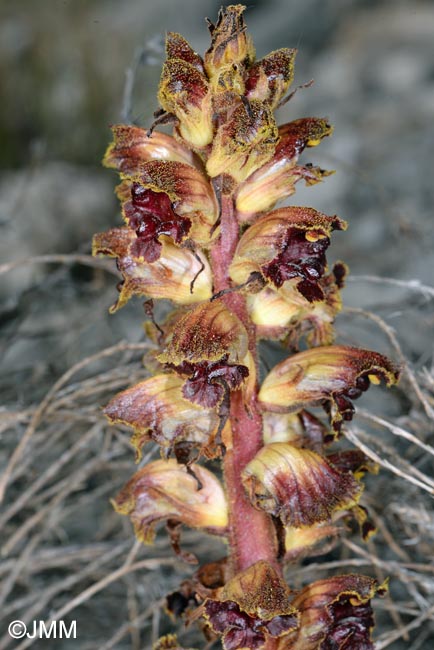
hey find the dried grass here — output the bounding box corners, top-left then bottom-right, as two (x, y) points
(1, 259), (433, 648)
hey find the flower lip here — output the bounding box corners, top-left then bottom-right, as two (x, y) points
(172, 357), (249, 408)
(121, 160), (219, 246)
(124, 185), (191, 263)
(262, 225), (330, 301)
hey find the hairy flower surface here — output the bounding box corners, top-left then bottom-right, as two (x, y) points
(103, 125), (201, 171)
(203, 561), (299, 650)
(242, 442), (362, 527)
(158, 300), (251, 408)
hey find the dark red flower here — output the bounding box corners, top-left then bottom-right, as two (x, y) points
(124, 185), (191, 262)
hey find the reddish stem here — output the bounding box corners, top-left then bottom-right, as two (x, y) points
(210, 189), (278, 575)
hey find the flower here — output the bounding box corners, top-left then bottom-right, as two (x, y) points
(235, 118), (333, 220)
(103, 124), (201, 172)
(245, 48), (297, 108)
(104, 373), (220, 460)
(92, 227), (212, 310)
(206, 99), (279, 183)
(277, 574), (387, 650)
(246, 262), (346, 345)
(203, 561), (299, 650)
(230, 207), (346, 303)
(258, 345), (400, 430)
(158, 33), (213, 148)
(242, 443), (362, 527)
(120, 159), (219, 257)
(113, 459), (228, 544)
(158, 300), (251, 408)
(204, 4), (255, 80)
(262, 409), (327, 448)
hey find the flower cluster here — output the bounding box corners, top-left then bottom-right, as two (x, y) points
(94, 6), (399, 649)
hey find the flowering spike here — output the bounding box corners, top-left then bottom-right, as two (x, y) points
(95, 6), (400, 647)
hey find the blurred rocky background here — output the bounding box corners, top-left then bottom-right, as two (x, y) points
(1, 1), (433, 648)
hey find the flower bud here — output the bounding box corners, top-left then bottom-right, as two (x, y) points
(113, 459), (228, 543)
(206, 99), (278, 183)
(104, 373), (220, 460)
(258, 345), (400, 431)
(103, 125), (200, 173)
(277, 575), (387, 650)
(92, 227), (212, 310)
(235, 118), (333, 220)
(245, 48), (297, 108)
(242, 442), (362, 527)
(204, 5), (255, 80)
(203, 560), (299, 650)
(230, 207), (346, 303)
(158, 34), (213, 148)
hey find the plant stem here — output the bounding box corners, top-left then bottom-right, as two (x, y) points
(210, 189), (278, 575)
